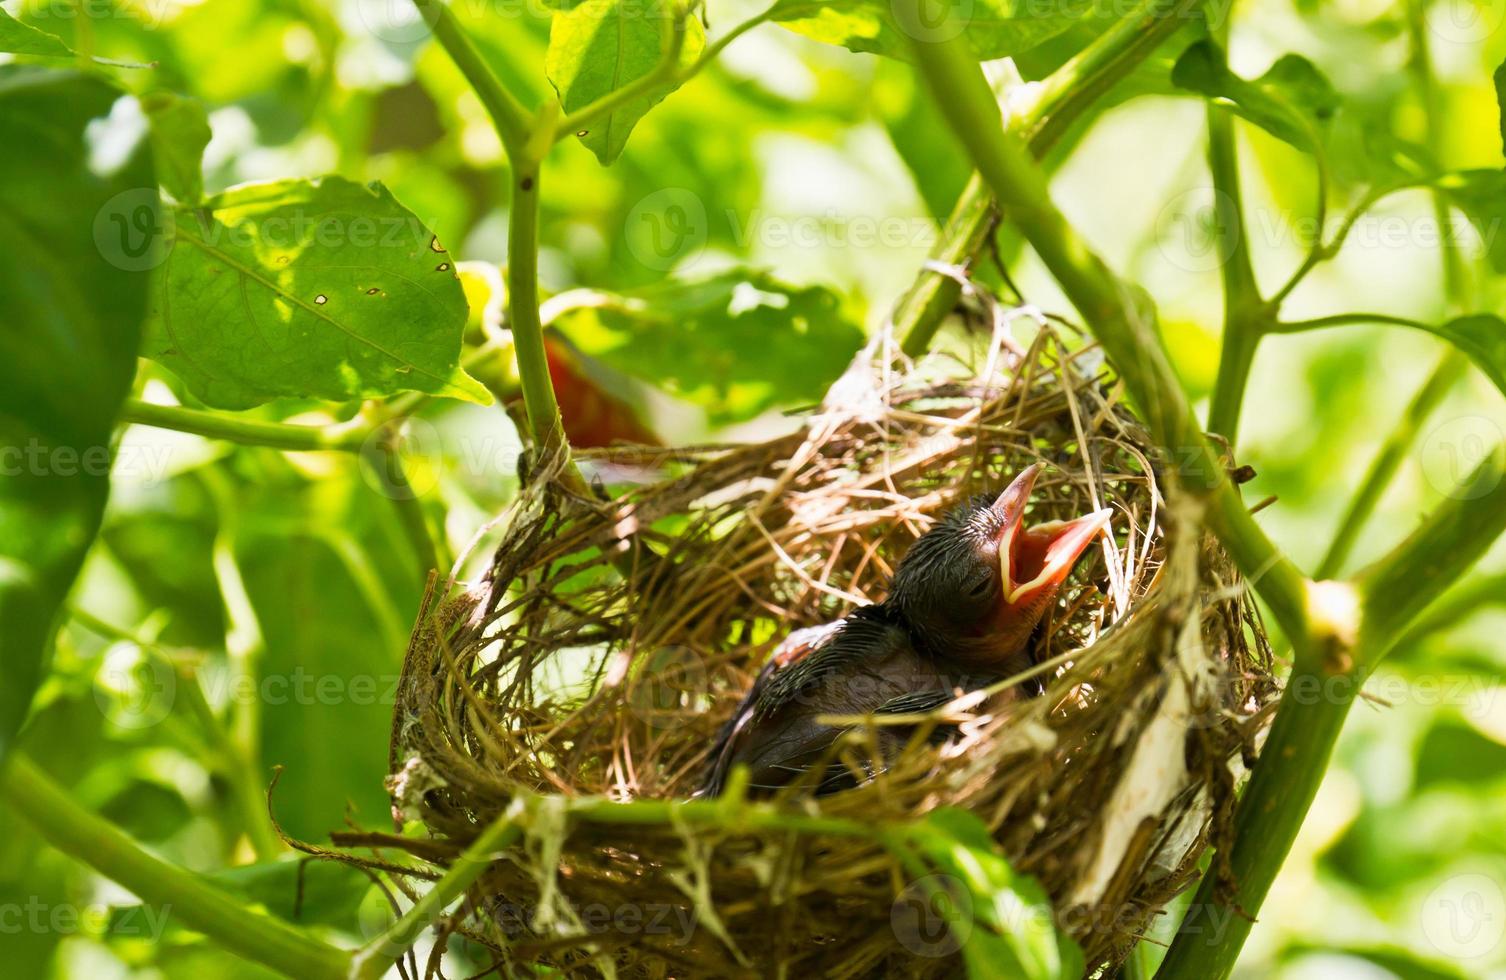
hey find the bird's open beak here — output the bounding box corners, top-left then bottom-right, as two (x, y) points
(990, 465), (1112, 606)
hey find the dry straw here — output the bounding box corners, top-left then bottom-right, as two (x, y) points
(325, 311), (1276, 978)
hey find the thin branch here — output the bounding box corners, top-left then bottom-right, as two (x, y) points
(120, 399), (368, 452)
(1315, 350), (1467, 579)
(897, 0), (1205, 357)
(2, 754), (351, 980)
(362, 429), (450, 579)
(1203, 9), (1267, 443)
(1267, 311), (1437, 333)
(351, 803), (524, 980)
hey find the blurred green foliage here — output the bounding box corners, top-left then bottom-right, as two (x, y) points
(2, 0), (1506, 977)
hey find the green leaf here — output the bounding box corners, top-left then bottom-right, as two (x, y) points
(1436, 169), (1506, 272)
(142, 91), (212, 204)
(1171, 40), (1338, 152)
(0, 67), (153, 759)
(0, 8), (74, 58)
(773, 0), (1094, 62)
(552, 270), (865, 424)
(144, 176), (489, 409)
(908, 808), (1084, 980)
(545, 0), (706, 165)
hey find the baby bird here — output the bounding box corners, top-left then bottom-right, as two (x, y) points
(698, 465), (1110, 797)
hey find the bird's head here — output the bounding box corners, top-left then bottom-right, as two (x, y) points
(889, 465), (1111, 669)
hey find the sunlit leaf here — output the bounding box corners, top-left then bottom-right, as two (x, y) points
(1171, 40), (1338, 152)
(0, 67), (152, 759)
(141, 91), (211, 204)
(908, 808), (1084, 980)
(144, 176), (489, 409)
(773, 0), (1094, 62)
(0, 8), (73, 58)
(545, 0), (706, 165)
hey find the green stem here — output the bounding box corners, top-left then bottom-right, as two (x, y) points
(1161, 13), (1491, 974)
(68, 608), (282, 860)
(508, 162), (588, 495)
(897, 0), (1204, 356)
(1393, 568), (1506, 654)
(1163, 444), (1506, 978)
(1203, 11), (1268, 443)
(902, 9), (1313, 650)
(362, 431), (449, 578)
(1357, 444), (1506, 647)
(352, 805), (524, 979)
(1, 754), (351, 980)
(1160, 664), (1356, 978)
(411, 0), (531, 158)
(120, 399), (368, 452)
(1267, 312), (1437, 333)
(410, 0), (588, 495)
(1315, 350), (1467, 578)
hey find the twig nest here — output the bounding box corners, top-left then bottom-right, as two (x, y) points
(370, 321), (1275, 977)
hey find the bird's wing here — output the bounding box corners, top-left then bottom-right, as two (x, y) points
(697, 611), (894, 797)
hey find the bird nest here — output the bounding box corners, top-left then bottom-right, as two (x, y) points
(336, 320), (1276, 978)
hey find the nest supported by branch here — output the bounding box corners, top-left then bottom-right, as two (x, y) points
(352, 318), (1275, 978)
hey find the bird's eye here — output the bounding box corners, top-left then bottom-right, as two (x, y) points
(966, 576), (993, 598)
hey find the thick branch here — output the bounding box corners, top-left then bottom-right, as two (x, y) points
(1, 755), (350, 980)
(902, 11), (1312, 648)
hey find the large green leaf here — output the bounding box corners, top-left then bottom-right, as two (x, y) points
(0, 8), (73, 57)
(773, 0), (1094, 62)
(552, 270), (865, 424)
(144, 177), (488, 409)
(142, 91), (212, 205)
(908, 808), (1084, 980)
(0, 67), (153, 759)
(1171, 40), (1338, 153)
(545, 0), (706, 165)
